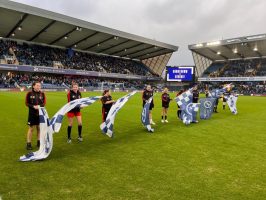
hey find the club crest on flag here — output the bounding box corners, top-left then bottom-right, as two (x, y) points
(199, 98), (216, 119)
(181, 103), (200, 125)
(175, 89), (199, 125)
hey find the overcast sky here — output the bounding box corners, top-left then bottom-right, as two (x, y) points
(12, 0), (266, 65)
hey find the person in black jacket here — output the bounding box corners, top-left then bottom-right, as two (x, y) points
(25, 81), (46, 150)
(67, 83), (82, 143)
(222, 89), (232, 109)
(161, 88), (172, 123)
(176, 89), (184, 119)
(142, 85), (155, 125)
(192, 85), (199, 123)
(101, 89), (115, 122)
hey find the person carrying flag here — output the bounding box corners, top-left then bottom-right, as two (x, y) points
(142, 85), (155, 125)
(176, 89), (184, 119)
(205, 89), (209, 98)
(101, 89), (115, 122)
(25, 81), (46, 150)
(67, 82), (83, 143)
(223, 85), (232, 110)
(222, 95), (227, 110)
(161, 88), (172, 123)
(192, 85), (199, 123)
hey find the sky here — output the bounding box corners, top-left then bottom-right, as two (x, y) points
(12, 0), (266, 65)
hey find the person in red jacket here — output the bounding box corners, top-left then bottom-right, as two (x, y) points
(25, 81), (46, 150)
(161, 88), (172, 123)
(67, 82), (83, 143)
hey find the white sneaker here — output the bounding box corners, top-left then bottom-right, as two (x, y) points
(67, 139), (72, 144)
(165, 120), (169, 123)
(148, 128), (154, 133)
(150, 120), (156, 125)
(78, 137), (83, 142)
(161, 120), (165, 123)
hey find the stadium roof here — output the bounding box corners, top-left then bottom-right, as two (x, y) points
(0, 0), (178, 61)
(188, 33), (266, 76)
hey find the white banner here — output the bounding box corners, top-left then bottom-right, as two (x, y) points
(198, 76), (266, 82)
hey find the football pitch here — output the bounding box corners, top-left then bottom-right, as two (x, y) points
(0, 91), (265, 200)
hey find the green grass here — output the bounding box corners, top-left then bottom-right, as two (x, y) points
(0, 91), (265, 200)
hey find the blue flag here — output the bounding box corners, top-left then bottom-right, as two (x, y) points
(100, 91), (136, 137)
(20, 107), (52, 161)
(175, 89), (193, 110)
(209, 83), (232, 98)
(199, 98), (216, 119)
(19, 96), (101, 162)
(175, 89), (200, 125)
(224, 94), (238, 114)
(141, 96), (154, 132)
(180, 103), (200, 125)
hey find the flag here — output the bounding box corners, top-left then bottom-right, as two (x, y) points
(62, 82), (70, 89)
(199, 98), (216, 119)
(224, 95), (238, 114)
(175, 89), (193, 110)
(181, 103), (200, 125)
(209, 83), (232, 98)
(209, 89), (224, 98)
(100, 91), (136, 137)
(141, 96), (154, 132)
(175, 89), (200, 125)
(19, 96), (101, 162)
(50, 96), (101, 133)
(19, 107), (53, 161)
(14, 82), (25, 92)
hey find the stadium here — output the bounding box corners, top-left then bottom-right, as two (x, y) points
(0, 0), (265, 200)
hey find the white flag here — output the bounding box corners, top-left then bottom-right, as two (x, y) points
(19, 96), (101, 162)
(100, 91), (136, 137)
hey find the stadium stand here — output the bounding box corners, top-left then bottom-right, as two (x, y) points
(0, 1), (179, 92)
(202, 58), (266, 78)
(198, 81), (266, 95)
(0, 39), (152, 76)
(189, 33), (266, 79)
(0, 0), (178, 83)
(188, 34), (266, 95)
(0, 72), (145, 90)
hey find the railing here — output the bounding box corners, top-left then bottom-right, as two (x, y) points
(198, 76), (266, 82)
(0, 64), (162, 81)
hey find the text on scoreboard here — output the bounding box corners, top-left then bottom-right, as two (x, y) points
(166, 66), (194, 82)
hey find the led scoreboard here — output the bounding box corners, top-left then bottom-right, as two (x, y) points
(166, 66), (195, 82)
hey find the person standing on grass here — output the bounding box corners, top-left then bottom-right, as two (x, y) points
(161, 88), (172, 123)
(67, 82), (83, 143)
(142, 85), (156, 125)
(205, 89), (209, 98)
(176, 89), (184, 119)
(25, 81), (46, 150)
(192, 85), (199, 123)
(222, 94), (227, 110)
(101, 89), (115, 122)
(213, 97), (219, 113)
(222, 86), (231, 110)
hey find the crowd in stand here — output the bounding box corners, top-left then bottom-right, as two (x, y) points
(0, 72), (145, 90)
(205, 59), (266, 77)
(236, 82), (266, 95)
(1, 72), (265, 94)
(0, 40), (152, 76)
(199, 82), (266, 95)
